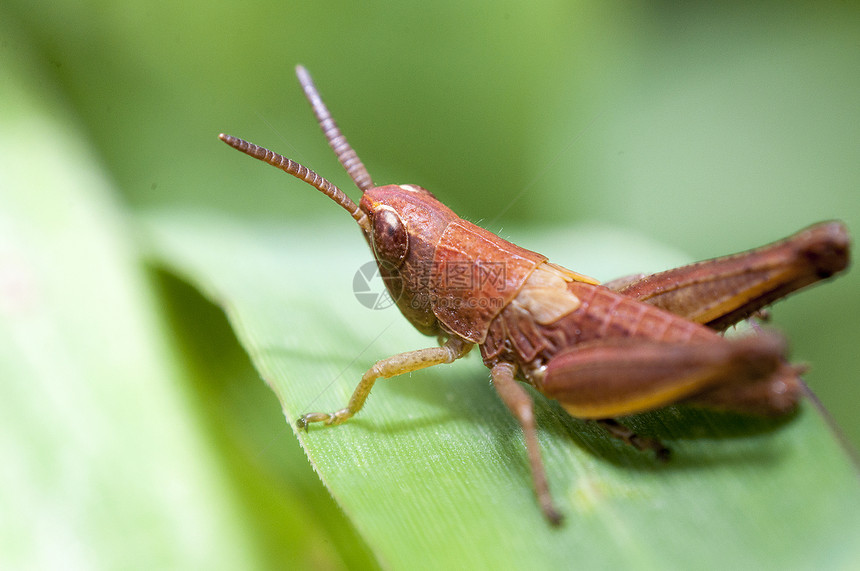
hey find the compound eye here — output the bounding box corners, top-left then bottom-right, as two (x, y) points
(372, 207), (409, 267)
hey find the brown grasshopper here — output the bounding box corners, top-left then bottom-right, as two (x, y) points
(219, 66), (850, 524)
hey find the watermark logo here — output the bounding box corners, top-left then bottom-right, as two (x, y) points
(352, 260), (510, 311)
(352, 261), (396, 310)
(408, 291), (505, 311)
(403, 261), (507, 292)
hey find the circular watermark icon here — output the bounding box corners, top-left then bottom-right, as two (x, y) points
(353, 261), (396, 310)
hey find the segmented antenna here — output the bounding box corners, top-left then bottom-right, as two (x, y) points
(295, 65), (375, 193)
(218, 134), (370, 233)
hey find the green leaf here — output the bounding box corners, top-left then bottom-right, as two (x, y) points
(140, 209), (860, 569)
(0, 47), (264, 571)
(0, 23), (372, 570)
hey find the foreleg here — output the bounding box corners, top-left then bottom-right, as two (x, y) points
(297, 337), (472, 429)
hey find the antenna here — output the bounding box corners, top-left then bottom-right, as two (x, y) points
(218, 133), (370, 233)
(295, 65), (375, 193)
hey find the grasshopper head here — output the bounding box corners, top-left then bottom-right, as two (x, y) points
(358, 184), (461, 335)
(220, 66), (462, 336)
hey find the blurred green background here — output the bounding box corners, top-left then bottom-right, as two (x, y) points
(2, 0), (858, 568)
